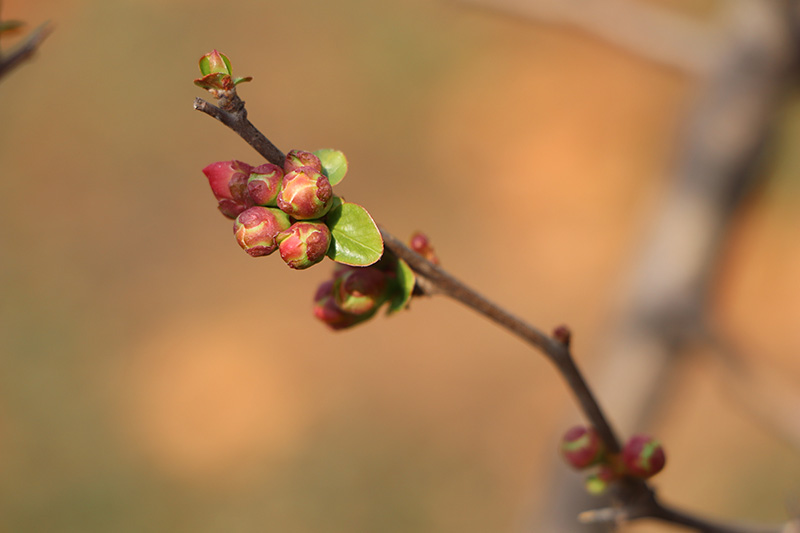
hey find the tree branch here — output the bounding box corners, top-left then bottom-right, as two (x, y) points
(0, 22), (52, 82)
(192, 90), (789, 533)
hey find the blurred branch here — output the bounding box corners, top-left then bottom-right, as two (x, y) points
(458, 0), (715, 73)
(539, 1), (800, 530)
(705, 331), (800, 452)
(193, 89), (790, 533)
(0, 22), (52, 82)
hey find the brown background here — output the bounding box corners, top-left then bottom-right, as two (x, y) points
(1, 0), (799, 531)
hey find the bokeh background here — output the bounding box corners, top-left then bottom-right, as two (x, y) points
(1, 0), (800, 531)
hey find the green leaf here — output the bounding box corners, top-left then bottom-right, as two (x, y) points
(314, 149), (348, 186)
(386, 258), (415, 314)
(325, 197), (383, 266)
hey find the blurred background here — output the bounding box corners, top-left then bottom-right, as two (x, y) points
(1, 0), (800, 531)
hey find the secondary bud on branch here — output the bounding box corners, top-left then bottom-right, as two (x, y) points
(202, 160), (254, 218)
(278, 221), (332, 270)
(247, 163), (283, 207)
(334, 267), (389, 315)
(233, 206), (291, 257)
(622, 434), (666, 478)
(553, 325), (572, 347)
(560, 425), (605, 470)
(277, 168), (333, 220)
(284, 149), (322, 174)
(313, 280), (371, 330)
(409, 231), (440, 265)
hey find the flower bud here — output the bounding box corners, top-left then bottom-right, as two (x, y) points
(560, 426), (605, 470)
(584, 465), (616, 495)
(553, 325), (572, 347)
(409, 231), (440, 265)
(233, 206), (291, 257)
(277, 221), (332, 270)
(313, 280), (371, 330)
(277, 168), (333, 220)
(194, 50), (252, 93)
(247, 163), (283, 207)
(284, 150), (322, 173)
(199, 49), (232, 76)
(202, 160), (254, 218)
(621, 434), (666, 478)
(334, 267), (389, 315)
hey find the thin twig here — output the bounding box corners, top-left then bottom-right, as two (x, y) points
(378, 228), (624, 454)
(0, 22), (52, 82)
(193, 97), (286, 167)
(192, 91), (789, 533)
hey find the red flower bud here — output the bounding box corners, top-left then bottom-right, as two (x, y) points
(621, 434), (666, 478)
(277, 168), (333, 220)
(284, 149), (322, 174)
(247, 163), (283, 207)
(409, 231), (440, 265)
(313, 280), (372, 330)
(202, 160), (254, 218)
(334, 267), (389, 315)
(277, 221), (332, 270)
(553, 325), (572, 347)
(233, 206), (291, 257)
(560, 426), (605, 470)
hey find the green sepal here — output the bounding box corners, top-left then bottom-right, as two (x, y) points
(386, 258), (415, 314)
(313, 149), (348, 186)
(325, 197), (383, 266)
(233, 76), (253, 86)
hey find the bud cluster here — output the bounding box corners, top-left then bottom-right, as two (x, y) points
(202, 150), (335, 269)
(559, 426), (666, 495)
(312, 248), (414, 330)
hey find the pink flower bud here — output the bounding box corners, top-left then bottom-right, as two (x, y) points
(621, 434), (666, 478)
(334, 267), (389, 315)
(313, 280), (371, 330)
(284, 150), (322, 174)
(277, 221), (332, 270)
(560, 426), (605, 470)
(247, 163), (283, 207)
(409, 231), (440, 265)
(202, 160), (255, 218)
(233, 206), (291, 257)
(277, 168), (333, 220)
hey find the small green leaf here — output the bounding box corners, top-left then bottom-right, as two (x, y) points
(387, 258), (415, 314)
(325, 197), (383, 266)
(314, 149), (348, 186)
